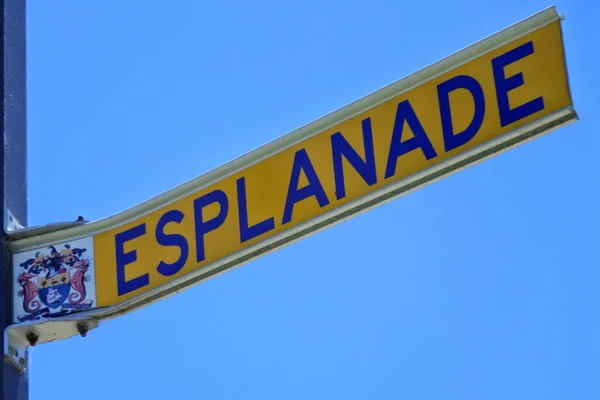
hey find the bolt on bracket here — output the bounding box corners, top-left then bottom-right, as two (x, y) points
(4, 313), (100, 372)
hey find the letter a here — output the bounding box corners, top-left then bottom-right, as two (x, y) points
(384, 100), (437, 179)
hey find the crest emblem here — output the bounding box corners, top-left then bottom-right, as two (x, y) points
(14, 238), (96, 322)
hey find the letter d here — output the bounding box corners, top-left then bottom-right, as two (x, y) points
(437, 75), (486, 152)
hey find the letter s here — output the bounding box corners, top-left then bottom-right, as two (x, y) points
(155, 210), (189, 277)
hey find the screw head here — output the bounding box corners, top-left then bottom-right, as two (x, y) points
(77, 322), (88, 337)
(25, 332), (38, 346)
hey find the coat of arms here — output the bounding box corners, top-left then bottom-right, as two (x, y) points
(15, 240), (96, 322)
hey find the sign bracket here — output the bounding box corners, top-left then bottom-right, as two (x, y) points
(4, 216), (96, 373)
(5, 210), (24, 233)
(4, 312), (100, 362)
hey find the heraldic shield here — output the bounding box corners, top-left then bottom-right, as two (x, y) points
(38, 270), (71, 316)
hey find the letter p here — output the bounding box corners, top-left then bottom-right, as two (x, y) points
(193, 190), (229, 263)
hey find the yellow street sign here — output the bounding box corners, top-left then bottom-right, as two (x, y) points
(10, 7), (577, 330)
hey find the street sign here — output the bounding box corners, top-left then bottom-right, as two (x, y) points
(6, 6), (577, 350)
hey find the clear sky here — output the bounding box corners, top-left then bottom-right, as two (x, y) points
(25, 1), (597, 399)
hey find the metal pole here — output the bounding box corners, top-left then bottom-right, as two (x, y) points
(1, 0), (28, 398)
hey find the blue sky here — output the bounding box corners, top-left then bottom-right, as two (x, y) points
(25, 1), (597, 399)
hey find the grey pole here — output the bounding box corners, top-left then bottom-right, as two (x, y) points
(0, 0), (28, 398)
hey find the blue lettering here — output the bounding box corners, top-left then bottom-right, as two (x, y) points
(155, 210), (189, 277)
(437, 75), (486, 152)
(237, 177), (275, 243)
(384, 100), (437, 179)
(282, 149), (330, 225)
(115, 224), (148, 296)
(193, 190), (229, 263)
(492, 41), (545, 127)
(331, 118), (377, 200)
